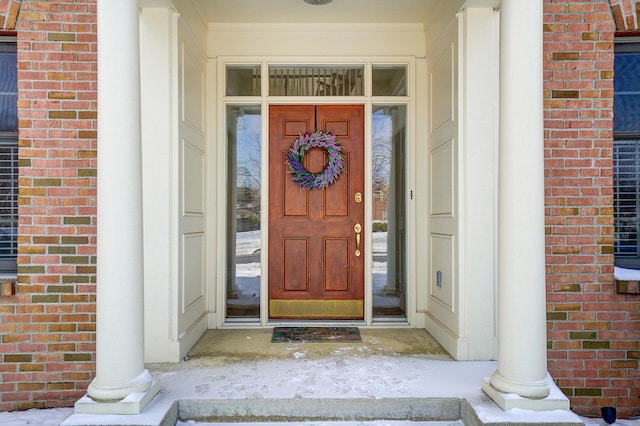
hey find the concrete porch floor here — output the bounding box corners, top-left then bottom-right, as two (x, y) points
(186, 328), (453, 362)
(60, 328), (585, 426)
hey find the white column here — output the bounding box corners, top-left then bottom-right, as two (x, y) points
(486, 0), (550, 401)
(83, 0), (158, 410)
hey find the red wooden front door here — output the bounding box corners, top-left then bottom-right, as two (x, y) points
(268, 105), (364, 319)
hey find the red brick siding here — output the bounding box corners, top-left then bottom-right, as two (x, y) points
(0, 0), (20, 30)
(609, 0), (639, 31)
(544, 0), (640, 418)
(0, 0), (97, 411)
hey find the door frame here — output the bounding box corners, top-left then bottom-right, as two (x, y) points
(212, 57), (418, 327)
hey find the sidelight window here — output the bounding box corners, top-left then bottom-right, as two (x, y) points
(226, 105), (262, 318)
(372, 105), (407, 318)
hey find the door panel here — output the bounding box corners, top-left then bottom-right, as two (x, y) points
(283, 238), (308, 291)
(269, 104), (364, 319)
(325, 238), (350, 291)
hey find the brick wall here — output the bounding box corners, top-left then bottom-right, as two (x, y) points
(544, 0), (640, 418)
(0, 0), (97, 411)
(0, 0), (19, 30)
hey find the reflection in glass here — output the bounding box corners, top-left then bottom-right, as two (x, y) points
(372, 65), (407, 96)
(268, 65), (364, 96)
(614, 45), (640, 133)
(226, 105), (261, 319)
(226, 65), (261, 96)
(0, 44), (17, 132)
(372, 105), (407, 318)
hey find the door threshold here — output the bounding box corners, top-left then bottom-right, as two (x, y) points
(220, 319), (369, 328)
(220, 320), (417, 328)
(267, 319), (367, 327)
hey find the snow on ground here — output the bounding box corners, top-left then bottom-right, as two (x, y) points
(577, 418), (640, 425)
(0, 407), (73, 425)
(175, 422), (639, 426)
(0, 408), (639, 426)
(0, 355), (637, 426)
(235, 230), (262, 256)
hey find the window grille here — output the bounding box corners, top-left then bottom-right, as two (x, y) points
(268, 65), (363, 97)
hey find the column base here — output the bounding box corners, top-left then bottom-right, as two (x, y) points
(87, 368), (155, 402)
(481, 375), (570, 412)
(75, 380), (160, 415)
(489, 369), (550, 399)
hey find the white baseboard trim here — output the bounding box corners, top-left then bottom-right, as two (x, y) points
(179, 313), (208, 360)
(425, 313), (466, 360)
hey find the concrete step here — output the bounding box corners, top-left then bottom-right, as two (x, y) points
(177, 422), (463, 426)
(59, 396), (587, 426)
(175, 398), (586, 426)
(178, 398), (460, 423)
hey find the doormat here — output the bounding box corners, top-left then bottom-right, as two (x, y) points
(271, 326), (362, 343)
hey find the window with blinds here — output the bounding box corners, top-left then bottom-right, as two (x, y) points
(268, 65), (363, 97)
(614, 140), (640, 261)
(0, 37), (17, 274)
(614, 38), (640, 268)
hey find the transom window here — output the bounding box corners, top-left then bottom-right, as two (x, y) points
(225, 64), (408, 98)
(268, 65), (364, 96)
(614, 38), (640, 268)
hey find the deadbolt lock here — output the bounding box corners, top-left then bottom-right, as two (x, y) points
(354, 192), (362, 203)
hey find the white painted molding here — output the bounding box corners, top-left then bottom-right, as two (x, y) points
(139, 0), (177, 10)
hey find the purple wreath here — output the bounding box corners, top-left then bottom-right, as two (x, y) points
(286, 130), (344, 190)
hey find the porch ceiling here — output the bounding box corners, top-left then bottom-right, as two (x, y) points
(196, 0), (440, 24)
